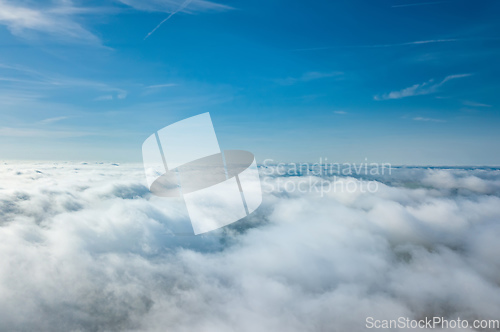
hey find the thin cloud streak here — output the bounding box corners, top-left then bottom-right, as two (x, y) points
(294, 39), (459, 51)
(119, 0), (231, 13)
(39, 116), (69, 125)
(94, 95), (114, 101)
(274, 71), (343, 85)
(375, 74), (473, 100)
(145, 83), (178, 89)
(413, 117), (446, 123)
(462, 100), (492, 108)
(0, 63), (128, 100)
(0, 127), (98, 138)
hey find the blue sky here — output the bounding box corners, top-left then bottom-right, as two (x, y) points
(0, 0), (499, 165)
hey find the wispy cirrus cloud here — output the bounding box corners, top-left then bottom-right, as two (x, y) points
(145, 83), (178, 89)
(0, 63), (128, 101)
(275, 71), (343, 85)
(0, 0), (101, 44)
(294, 39), (459, 51)
(413, 116), (446, 123)
(0, 126), (97, 138)
(374, 74), (472, 101)
(125, 0), (233, 39)
(141, 83), (179, 96)
(94, 92), (127, 101)
(94, 95), (114, 101)
(462, 100), (492, 108)
(39, 116), (69, 125)
(118, 0), (232, 14)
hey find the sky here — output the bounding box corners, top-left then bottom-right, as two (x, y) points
(0, 0), (499, 165)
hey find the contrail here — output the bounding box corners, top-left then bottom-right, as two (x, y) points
(144, 0), (193, 40)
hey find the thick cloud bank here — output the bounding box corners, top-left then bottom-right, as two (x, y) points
(1, 162), (500, 331)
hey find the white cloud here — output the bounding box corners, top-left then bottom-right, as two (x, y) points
(0, 0), (230, 43)
(0, 127), (97, 138)
(294, 39), (459, 52)
(412, 116), (445, 123)
(0, 163), (500, 330)
(117, 91), (128, 99)
(440, 73), (472, 84)
(118, 0), (232, 14)
(0, 0), (100, 43)
(39, 116), (69, 124)
(374, 74), (472, 100)
(275, 71), (343, 85)
(369, 38), (458, 48)
(119, 0), (233, 38)
(146, 83), (178, 89)
(94, 94), (114, 101)
(462, 100), (492, 108)
(0, 63), (128, 101)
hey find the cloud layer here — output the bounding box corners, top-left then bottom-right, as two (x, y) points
(0, 162), (500, 331)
